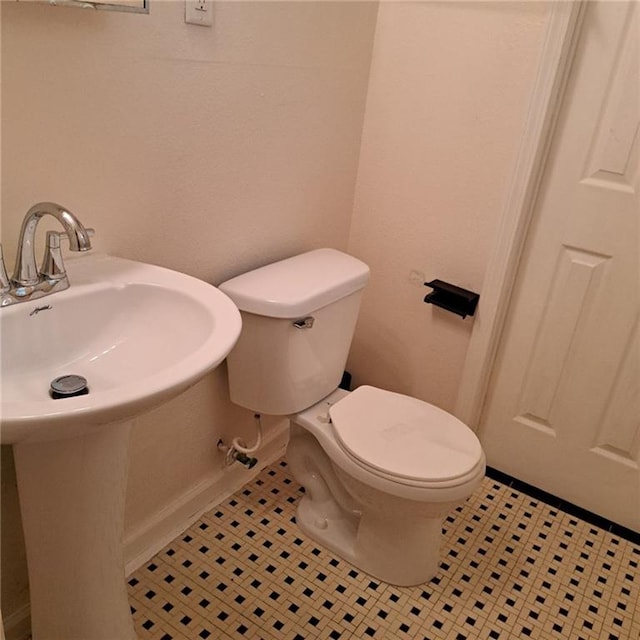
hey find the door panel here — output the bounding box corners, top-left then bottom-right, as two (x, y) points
(479, 1), (639, 531)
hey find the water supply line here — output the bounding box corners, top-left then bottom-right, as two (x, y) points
(217, 413), (263, 469)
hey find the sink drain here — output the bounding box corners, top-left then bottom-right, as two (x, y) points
(50, 375), (89, 399)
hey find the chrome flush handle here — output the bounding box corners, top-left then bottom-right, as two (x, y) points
(293, 316), (315, 329)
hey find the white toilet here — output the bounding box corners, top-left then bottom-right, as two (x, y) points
(220, 248), (485, 586)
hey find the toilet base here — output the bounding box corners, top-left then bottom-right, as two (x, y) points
(287, 427), (446, 586)
(296, 494), (358, 563)
(295, 492), (443, 586)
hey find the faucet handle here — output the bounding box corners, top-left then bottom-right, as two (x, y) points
(0, 244), (10, 292)
(40, 228), (95, 281)
(40, 231), (66, 281)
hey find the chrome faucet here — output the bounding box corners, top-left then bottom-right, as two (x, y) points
(1, 202), (94, 307)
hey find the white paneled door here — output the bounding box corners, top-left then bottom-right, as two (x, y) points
(479, 1), (639, 531)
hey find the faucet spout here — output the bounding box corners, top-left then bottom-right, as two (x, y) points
(12, 202), (93, 286)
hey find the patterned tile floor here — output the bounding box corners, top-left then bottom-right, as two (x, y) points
(128, 460), (640, 640)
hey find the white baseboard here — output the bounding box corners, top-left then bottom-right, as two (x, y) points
(124, 420), (289, 575)
(3, 603), (31, 640)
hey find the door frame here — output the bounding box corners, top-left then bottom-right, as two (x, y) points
(455, 0), (588, 429)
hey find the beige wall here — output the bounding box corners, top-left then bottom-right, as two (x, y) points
(0, 0), (378, 625)
(1, 1), (376, 274)
(1, 0), (552, 630)
(347, 1), (550, 411)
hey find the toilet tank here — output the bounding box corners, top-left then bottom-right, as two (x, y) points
(219, 249), (370, 415)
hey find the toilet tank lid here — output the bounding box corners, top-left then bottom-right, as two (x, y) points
(218, 249), (370, 318)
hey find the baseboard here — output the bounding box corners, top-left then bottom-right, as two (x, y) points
(3, 603), (31, 640)
(486, 466), (640, 546)
(124, 420), (289, 575)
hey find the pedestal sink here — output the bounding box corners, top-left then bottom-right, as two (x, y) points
(0, 254), (242, 640)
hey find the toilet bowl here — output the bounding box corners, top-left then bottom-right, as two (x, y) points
(219, 248), (486, 586)
(287, 386), (485, 585)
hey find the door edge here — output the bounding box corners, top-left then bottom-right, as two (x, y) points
(454, 0), (588, 430)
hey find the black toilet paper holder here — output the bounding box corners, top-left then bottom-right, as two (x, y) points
(423, 279), (479, 319)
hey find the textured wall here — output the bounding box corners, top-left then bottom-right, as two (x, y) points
(1, 0), (554, 631)
(347, 1), (550, 411)
(0, 0), (378, 625)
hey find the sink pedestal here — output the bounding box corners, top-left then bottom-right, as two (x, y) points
(13, 420), (137, 640)
(2, 253), (242, 638)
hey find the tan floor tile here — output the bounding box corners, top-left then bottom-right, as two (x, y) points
(128, 459), (639, 640)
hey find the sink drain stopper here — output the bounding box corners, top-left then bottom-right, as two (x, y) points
(50, 374), (89, 399)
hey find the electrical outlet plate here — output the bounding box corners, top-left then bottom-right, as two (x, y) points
(185, 0), (213, 26)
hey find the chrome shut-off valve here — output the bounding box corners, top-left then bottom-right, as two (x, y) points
(217, 439), (258, 469)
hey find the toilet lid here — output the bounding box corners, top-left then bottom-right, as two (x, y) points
(329, 386), (483, 483)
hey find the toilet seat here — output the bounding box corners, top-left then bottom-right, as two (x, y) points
(329, 386), (483, 489)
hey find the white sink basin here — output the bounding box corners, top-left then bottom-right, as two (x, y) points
(2, 253), (242, 640)
(1, 253), (241, 443)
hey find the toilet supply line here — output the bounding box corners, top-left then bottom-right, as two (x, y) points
(217, 413), (263, 468)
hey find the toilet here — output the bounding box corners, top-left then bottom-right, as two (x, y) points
(219, 248), (486, 586)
